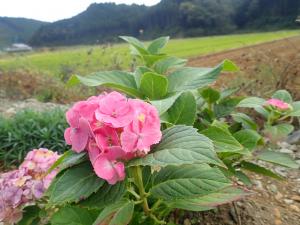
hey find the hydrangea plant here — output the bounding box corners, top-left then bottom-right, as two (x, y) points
(0, 149), (60, 224)
(1, 37), (298, 225)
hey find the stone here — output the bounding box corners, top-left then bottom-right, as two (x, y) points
(279, 148), (293, 154)
(291, 195), (300, 202)
(274, 167), (287, 177)
(283, 199), (294, 204)
(268, 184), (278, 193)
(253, 180), (263, 190)
(290, 205), (300, 212)
(286, 130), (300, 145)
(274, 208), (281, 218)
(274, 219), (282, 225)
(278, 142), (290, 149)
(184, 219), (191, 225)
(275, 192), (283, 201)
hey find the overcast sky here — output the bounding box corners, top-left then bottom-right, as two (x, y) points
(0, 0), (160, 22)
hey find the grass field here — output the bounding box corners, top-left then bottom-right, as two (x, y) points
(0, 30), (299, 77)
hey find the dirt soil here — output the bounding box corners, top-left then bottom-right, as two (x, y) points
(184, 36), (300, 225)
(188, 35), (300, 99)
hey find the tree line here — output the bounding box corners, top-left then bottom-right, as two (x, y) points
(29, 0), (300, 46)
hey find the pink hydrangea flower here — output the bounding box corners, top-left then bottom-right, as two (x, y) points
(64, 91), (162, 184)
(0, 148), (60, 224)
(121, 99), (162, 154)
(265, 98), (291, 110)
(95, 92), (134, 128)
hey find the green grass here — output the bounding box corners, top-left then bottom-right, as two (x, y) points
(0, 30), (299, 77)
(0, 109), (68, 167)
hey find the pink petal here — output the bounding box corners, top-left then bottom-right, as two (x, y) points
(66, 108), (79, 127)
(70, 128), (88, 153)
(105, 146), (126, 161)
(94, 126), (120, 150)
(92, 156), (116, 181)
(137, 129), (162, 151)
(88, 140), (101, 164)
(121, 130), (139, 152)
(64, 128), (72, 145)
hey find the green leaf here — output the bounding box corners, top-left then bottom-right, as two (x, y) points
(231, 113), (258, 130)
(142, 54), (167, 67)
(51, 206), (98, 225)
(119, 36), (148, 56)
(140, 72), (168, 99)
(222, 59), (239, 72)
(220, 87), (239, 100)
(200, 87), (220, 104)
(67, 71), (142, 98)
(128, 125), (222, 167)
(264, 124), (294, 142)
(153, 57), (187, 74)
(272, 90), (293, 103)
(168, 60), (234, 92)
(167, 187), (248, 211)
(81, 181), (126, 209)
(48, 150), (87, 173)
(237, 97), (265, 108)
(134, 66), (152, 88)
(214, 97), (243, 118)
(241, 161), (283, 179)
(233, 129), (262, 151)
(48, 162), (105, 205)
(151, 164), (231, 200)
(108, 201), (134, 225)
(201, 126), (244, 153)
(93, 201), (134, 225)
(147, 36), (169, 54)
(18, 206), (40, 225)
(255, 106), (270, 118)
(257, 150), (299, 169)
(286, 101), (300, 117)
(167, 91), (196, 125)
(234, 170), (252, 186)
(150, 92), (182, 115)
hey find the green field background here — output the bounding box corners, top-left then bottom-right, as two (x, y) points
(0, 30), (299, 77)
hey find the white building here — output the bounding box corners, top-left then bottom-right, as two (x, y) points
(4, 43), (33, 53)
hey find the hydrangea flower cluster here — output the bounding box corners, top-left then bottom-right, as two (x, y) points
(265, 98), (291, 110)
(0, 149), (60, 224)
(64, 91), (162, 184)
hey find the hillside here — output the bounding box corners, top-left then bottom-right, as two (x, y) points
(30, 0), (300, 46)
(0, 17), (46, 48)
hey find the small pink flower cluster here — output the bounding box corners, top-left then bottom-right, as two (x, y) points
(0, 149), (60, 224)
(266, 98), (291, 110)
(64, 91), (162, 184)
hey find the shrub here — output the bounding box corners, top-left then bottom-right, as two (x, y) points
(0, 109), (68, 167)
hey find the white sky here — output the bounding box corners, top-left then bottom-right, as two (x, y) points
(0, 0), (160, 22)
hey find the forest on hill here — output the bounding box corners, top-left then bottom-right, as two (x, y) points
(3, 0), (300, 47)
(0, 17), (46, 47)
(29, 0), (300, 46)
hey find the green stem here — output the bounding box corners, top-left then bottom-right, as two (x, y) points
(132, 166), (150, 215)
(150, 199), (162, 212)
(150, 214), (166, 224)
(127, 188), (140, 200)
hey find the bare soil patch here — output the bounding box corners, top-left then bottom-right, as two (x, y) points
(188, 35), (300, 99)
